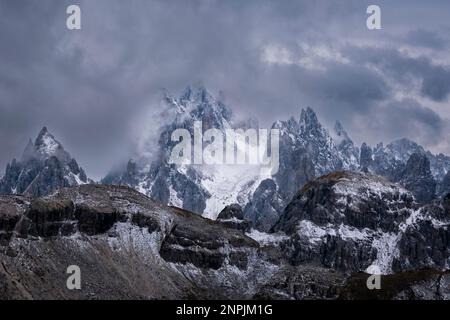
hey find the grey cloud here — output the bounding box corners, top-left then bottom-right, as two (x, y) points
(360, 99), (448, 148)
(347, 46), (450, 102)
(304, 63), (390, 108)
(405, 29), (447, 50)
(0, 0), (450, 179)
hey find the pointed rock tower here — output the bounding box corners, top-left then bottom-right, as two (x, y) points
(0, 127), (89, 197)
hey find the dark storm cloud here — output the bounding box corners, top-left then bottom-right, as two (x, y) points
(0, 0), (450, 178)
(360, 99), (448, 147)
(347, 46), (450, 102)
(303, 63), (391, 108)
(405, 29), (447, 50)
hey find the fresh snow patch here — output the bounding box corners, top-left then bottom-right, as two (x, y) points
(38, 133), (60, 156)
(297, 220), (372, 244)
(246, 229), (288, 246)
(168, 185), (183, 208)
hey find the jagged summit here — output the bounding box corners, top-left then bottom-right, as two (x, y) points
(299, 107), (321, 135)
(0, 127), (89, 196)
(180, 85), (212, 103)
(398, 152), (436, 203)
(21, 127), (72, 163)
(163, 85), (233, 131)
(103, 86), (450, 231)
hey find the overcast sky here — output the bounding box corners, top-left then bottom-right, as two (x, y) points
(1, 0), (450, 179)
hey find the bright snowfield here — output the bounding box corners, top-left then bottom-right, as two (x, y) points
(190, 165), (271, 219)
(177, 137), (275, 219)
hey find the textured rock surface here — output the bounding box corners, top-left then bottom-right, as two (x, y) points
(216, 203), (251, 233)
(272, 171), (449, 274)
(397, 152), (436, 204)
(0, 183), (448, 300)
(437, 171), (450, 197)
(244, 179), (284, 232)
(0, 185), (275, 299)
(0, 127), (89, 197)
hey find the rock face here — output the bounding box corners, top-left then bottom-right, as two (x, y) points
(217, 203), (251, 233)
(272, 171), (449, 274)
(397, 153), (436, 204)
(392, 193), (450, 272)
(437, 171), (450, 197)
(359, 143), (373, 172)
(0, 185), (268, 299)
(361, 139), (450, 192)
(0, 183), (448, 300)
(244, 179), (284, 232)
(0, 127), (89, 197)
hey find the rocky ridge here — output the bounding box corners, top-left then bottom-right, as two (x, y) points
(0, 177), (449, 300)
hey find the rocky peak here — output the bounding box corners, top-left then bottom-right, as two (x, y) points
(272, 117), (300, 142)
(0, 127), (89, 196)
(398, 152), (436, 204)
(274, 171), (415, 235)
(33, 127), (70, 162)
(271, 171), (449, 274)
(170, 85), (233, 132)
(180, 85), (211, 104)
(360, 142), (373, 171)
(299, 107), (321, 136)
(385, 138), (425, 163)
(403, 152), (432, 177)
(298, 108), (343, 175)
(333, 121), (359, 170)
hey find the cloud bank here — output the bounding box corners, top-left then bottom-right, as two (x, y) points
(1, 0), (450, 179)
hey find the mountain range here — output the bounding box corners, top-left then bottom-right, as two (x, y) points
(2, 86), (450, 232)
(0, 174), (448, 299)
(102, 86), (450, 231)
(0, 85), (449, 300)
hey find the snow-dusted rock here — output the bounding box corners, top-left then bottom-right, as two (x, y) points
(0, 127), (89, 197)
(0, 183), (448, 299)
(273, 171), (449, 274)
